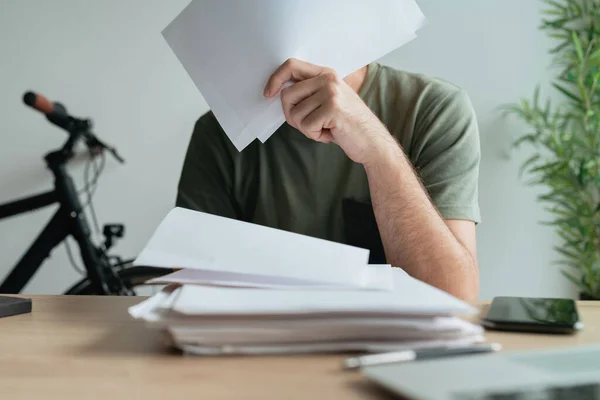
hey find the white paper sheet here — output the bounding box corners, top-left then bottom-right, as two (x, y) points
(178, 336), (485, 356)
(146, 264), (393, 291)
(165, 268), (476, 317)
(134, 207), (370, 287)
(169, 317), (483, 344)
(163, 0), (426, 150)
(151, 315), (478, 332)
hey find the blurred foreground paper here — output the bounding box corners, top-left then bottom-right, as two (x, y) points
(163, 0), (426, 151)
(145, 264), (394, 291)
(134, 207), (370, 287)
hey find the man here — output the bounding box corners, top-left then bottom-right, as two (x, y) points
(177, 59), (481, 300)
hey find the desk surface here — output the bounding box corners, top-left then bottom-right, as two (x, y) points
(1, 296), (600, 400)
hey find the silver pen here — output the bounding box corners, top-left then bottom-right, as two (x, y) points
(342, 343), (502, 370)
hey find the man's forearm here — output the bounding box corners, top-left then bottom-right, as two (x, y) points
(262, 58), (479, 299)
(364, 138), (479, 300)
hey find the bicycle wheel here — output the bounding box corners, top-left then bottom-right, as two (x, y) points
(64, 266), (173, 295)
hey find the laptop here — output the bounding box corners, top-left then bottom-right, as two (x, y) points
(362, 344), (600, 399)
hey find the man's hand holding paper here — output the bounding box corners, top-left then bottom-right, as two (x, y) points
(264, 58), (396, 165)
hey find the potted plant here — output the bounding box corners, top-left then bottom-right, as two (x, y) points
(505, 0), (600, 300)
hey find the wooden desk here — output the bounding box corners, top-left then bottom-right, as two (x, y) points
(1, 296), (599, 400)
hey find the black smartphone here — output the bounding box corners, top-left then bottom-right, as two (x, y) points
(482, 296), (583, 334)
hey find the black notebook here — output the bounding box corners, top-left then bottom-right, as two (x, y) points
(0, 296), (32, 318)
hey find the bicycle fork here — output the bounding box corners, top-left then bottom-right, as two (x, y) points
(0, 156), (111, 294)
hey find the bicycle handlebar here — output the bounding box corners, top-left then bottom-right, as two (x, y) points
(22, 91), (125, 164)
(23, 92), (55, 115)
(23, 92), (72, 132)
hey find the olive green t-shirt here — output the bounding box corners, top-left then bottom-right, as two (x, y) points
(176, 63), (481, 264)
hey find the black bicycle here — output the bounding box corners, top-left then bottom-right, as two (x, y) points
(0, 92), (170, 295)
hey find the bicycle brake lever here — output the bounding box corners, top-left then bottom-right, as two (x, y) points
(108, 147), (125, 164)
(85, 134), (125, 164)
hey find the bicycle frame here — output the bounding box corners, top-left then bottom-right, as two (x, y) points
(0, 149), (110, 294)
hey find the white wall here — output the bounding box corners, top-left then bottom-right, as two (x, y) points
(0, 0), (574, 298)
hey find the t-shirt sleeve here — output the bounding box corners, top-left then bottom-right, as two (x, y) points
(410, 88), (481, 223)
(176, 112), (241, 218)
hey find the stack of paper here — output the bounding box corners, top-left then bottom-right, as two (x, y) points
(162, 0), (427, 151)
(130, 208), (484, 355)
(130, 272), (483, 355)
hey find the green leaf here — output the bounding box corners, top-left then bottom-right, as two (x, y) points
(589, 48), (600, 61)
(559, 65), (576, 81)
(554, 245), (582, 261)
(543, 217), (578, 230)
(567, 0), (582, 16)
(553, 82), (581, 102)
(545, 17), (571, 29)
(573, 31), (585, 61)
(558, 114), (571, 130)
(556, 230), (582, 248)
(545, 206), (577, 219)
(542, 8), (565, 17)
(561, 270), (584, 289)
(561, 225), (586, 241)
(537, 192), (566, 203)
(529, 161), (566, 175)
(550, 41), (571, 54)
(518, 154), (541, 177)
(544, 98), (552, 119)
(564, 239), (581, 251)
(513, 134), (540, 148)
(553, 259), (580, 269)
(500, 104), (528, 120)
(582, 0), (592, 14)
(521, 98), (533, 115)
(577, 78), (589, 104)
(554, 199), (583, 213)
(542, 0), (567, 12)
(571, 134), (592, 151)
(548, 32), (571, 40)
